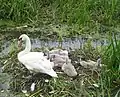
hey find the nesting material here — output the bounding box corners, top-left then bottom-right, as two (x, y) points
(22, 90), (27, 93)
(30, 83), (35, 91)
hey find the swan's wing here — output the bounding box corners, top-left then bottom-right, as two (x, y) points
(18, 52), (58, 77)
(49, 49), (68, 56)
(62, 63), (77, 76)
(87, 60), (96, 64)
(26, 52), (44, 58)
(19, 52), (44, 61)
(21, 56), (57, 77)
(49, 49), (60, 54)
(27, 60), (51, 73)
(19, 53), (52, 71)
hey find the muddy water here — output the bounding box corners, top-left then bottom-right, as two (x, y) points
(0, 36), (108, 57)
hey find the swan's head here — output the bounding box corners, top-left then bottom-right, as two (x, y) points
(18, 34), (29, 47)
(18, 34), (29, 41)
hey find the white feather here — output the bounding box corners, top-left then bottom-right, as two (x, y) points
(30, 83), (35, 91)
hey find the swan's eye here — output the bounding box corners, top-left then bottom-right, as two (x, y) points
(18, 38), (22, 41)
(53, 55), (55, 58)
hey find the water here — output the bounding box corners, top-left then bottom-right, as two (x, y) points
(0, 36), (108, 57)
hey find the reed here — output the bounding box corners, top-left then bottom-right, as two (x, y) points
(53, 0), (120, 27)
(0, 0), (120, 28)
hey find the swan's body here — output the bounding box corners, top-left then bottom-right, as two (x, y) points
(49, 54), (68, 67)
(87, 60), (96, 64)
(80, 58), (102, 69)
(80, 60), (89, 68)
(47, 49), (69, 67)
(62, 59), (77, 77)
(49, 49), (68, 56)
(17, 34), (57, 77)
(47, 49), (77, 76)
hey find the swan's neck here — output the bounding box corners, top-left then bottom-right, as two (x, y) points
(24, 37), (31, 52)
(18, 37), (31, 57)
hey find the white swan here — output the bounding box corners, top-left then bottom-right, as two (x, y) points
(17, 34), (58, 77)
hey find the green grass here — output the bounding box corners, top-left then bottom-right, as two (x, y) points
(0, 37), (119, 97)
(0, 0), (120, 30)
(104, 31), (120, 70)
(0, 0), (120, 96)
(102, 31), (120, 91)
(53, 0), (120, 25)
(0, 0), (53, 24)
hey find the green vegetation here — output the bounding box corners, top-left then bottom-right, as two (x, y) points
(0, 0), (120, 32)
(0, 0), (120, 97)
(103, 32), (120, 95)
(0, 37), (119, 97)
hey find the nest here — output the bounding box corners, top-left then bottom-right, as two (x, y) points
(1, 47), (103, 97)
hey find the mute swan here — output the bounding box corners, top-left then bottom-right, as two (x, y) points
(46, 49), (77, 76)
(80, 57), (102, 69)
(80, 58), (89, 68)
(49, 49), (68, 56)
(49, 54), (68, 67)
(17, 34), (57, 77)
(46, 49), (69, 67)
(62, 59), (77, 77)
